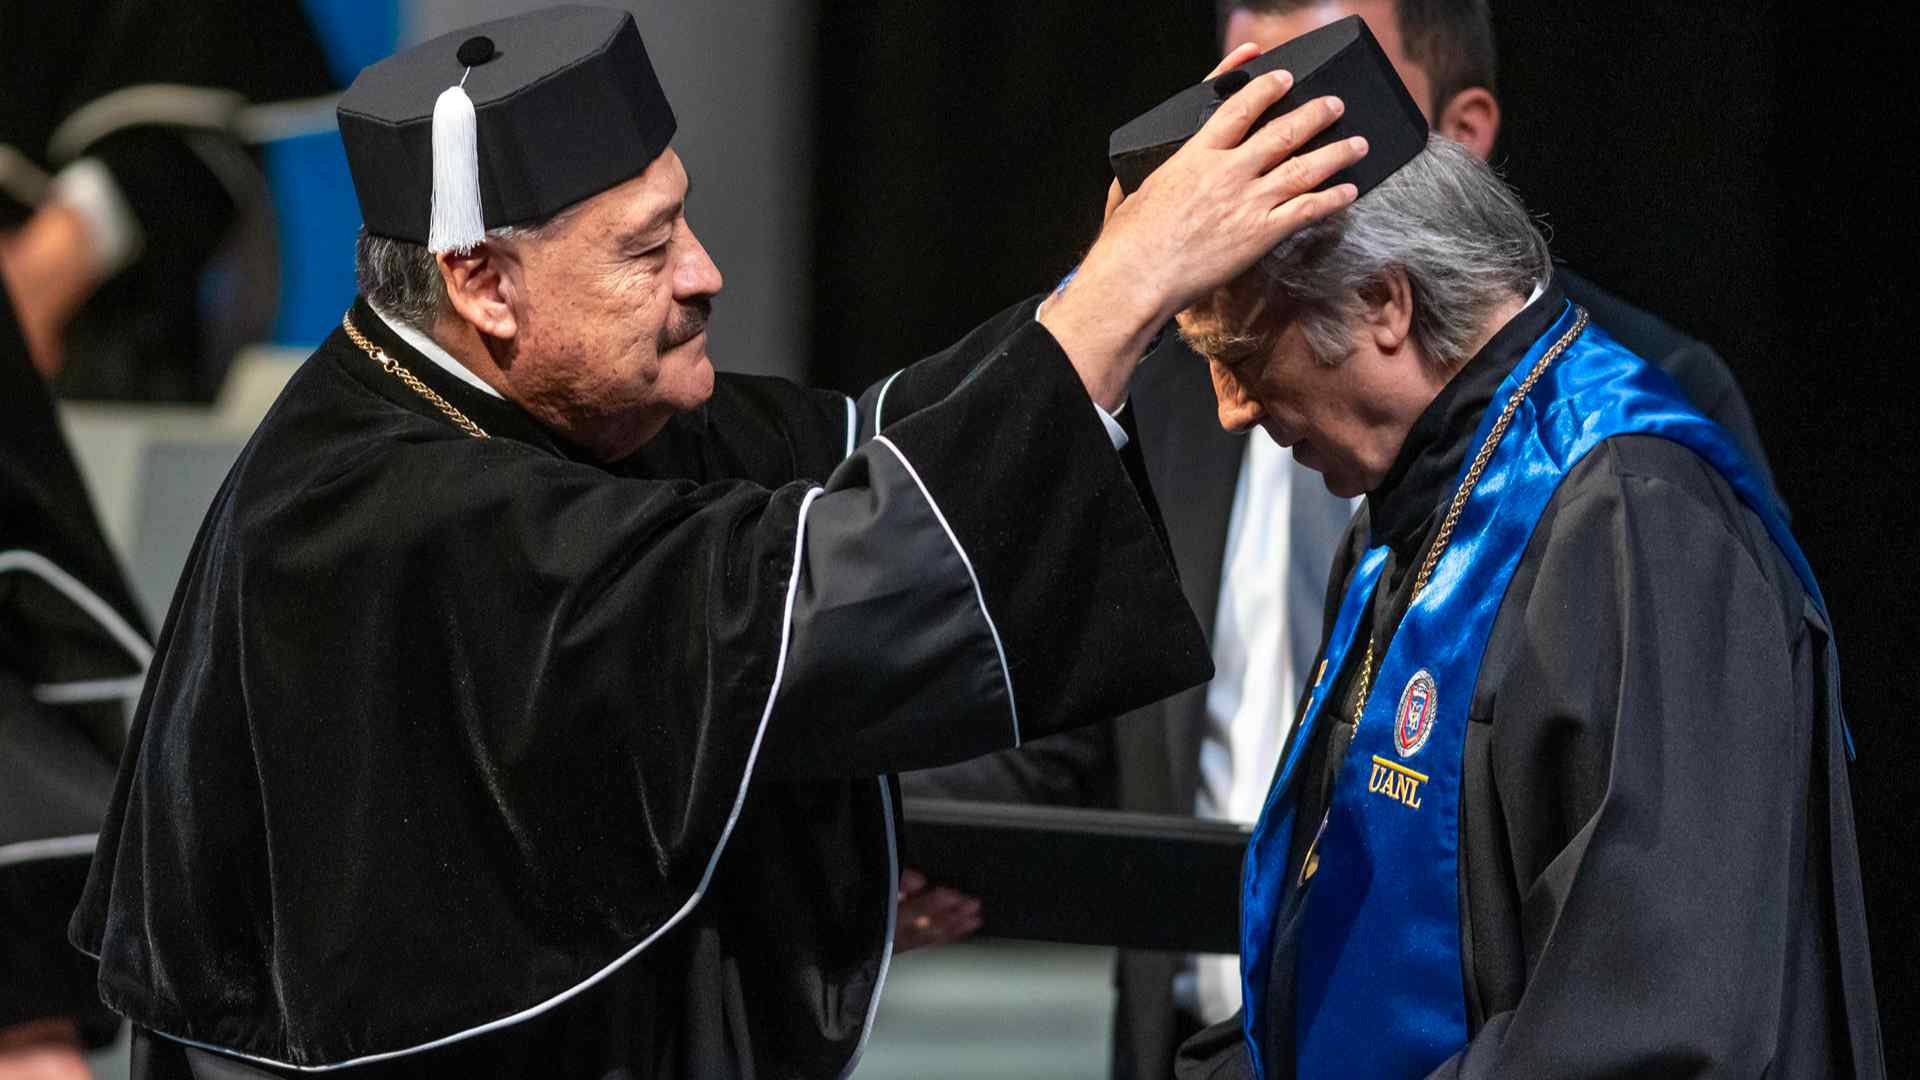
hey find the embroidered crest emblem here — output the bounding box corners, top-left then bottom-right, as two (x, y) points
(1394, 669), (1437, 758)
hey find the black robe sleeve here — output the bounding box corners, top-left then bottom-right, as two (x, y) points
(1438, 437), (1877, 1077)
(773, 298), (1208, 776)
(877, 306), (1182, 805)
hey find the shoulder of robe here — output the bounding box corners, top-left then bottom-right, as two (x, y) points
(1547, 435), (1808, 621)
(1558, 267), (1699, 370)
(1557, 271), (1756, 438)
(222, 341), (587, 535)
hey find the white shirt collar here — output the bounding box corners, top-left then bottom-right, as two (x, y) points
(366, 304), (504, 400)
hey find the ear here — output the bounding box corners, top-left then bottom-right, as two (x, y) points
(1434, 86), (1500, 162)
(437, 243), (521, 340)
(1359, 267), (1414, 354)
(1207, 358), (1266, 434)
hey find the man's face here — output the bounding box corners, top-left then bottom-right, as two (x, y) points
(1224, 1), (1435, 122)
(499, 149), (722, 457)
(1178, 281), (1437, 498)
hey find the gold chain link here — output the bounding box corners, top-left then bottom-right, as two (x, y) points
(341, 312), (490, 440)
(1349, 307), (1590, 717)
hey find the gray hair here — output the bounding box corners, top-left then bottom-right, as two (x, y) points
(353, 208), (578, 332)
(1253, 135), (1551, 369)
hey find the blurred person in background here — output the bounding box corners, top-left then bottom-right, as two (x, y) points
(1, 286), (151, 1077)
(0, 0), (333, 401)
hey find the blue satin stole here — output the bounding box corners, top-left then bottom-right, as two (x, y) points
(1239, 300), (1839, 1078)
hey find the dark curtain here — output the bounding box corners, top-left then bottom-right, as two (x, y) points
(811, 1), (1217, 393)
(811, 3), (1916, 1069)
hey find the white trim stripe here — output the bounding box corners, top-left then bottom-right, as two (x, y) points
(0, 551), (153, 668)
(48, 84), (246, 164)
(234, 94), (344, 144)
(872, 369), (905, 432)
(0, 833), (98, 868)
(138, 486), (831, 1072)
(843, 395), (858, 460)
(837, 780), (899, 1079)
(871, 436), (1021, 748)
(34, 675), (147, 705)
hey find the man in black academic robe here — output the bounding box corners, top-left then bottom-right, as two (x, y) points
(70, 7), (1374, 1077)
(1, 284), (151, 1066)
(1147, 101), (1880, 1075)
(907, 4), (1786, 1072)
(1180, 272), (1879, 1077)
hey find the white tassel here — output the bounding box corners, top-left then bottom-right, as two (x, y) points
(428, 83), (484, 254)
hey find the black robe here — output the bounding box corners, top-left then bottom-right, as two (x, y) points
(1178, 279), (1882, 1077)
(0, 284), (150, 1043)
(73, 295), (1212, 1077)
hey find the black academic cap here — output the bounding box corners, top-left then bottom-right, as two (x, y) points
(338, 4), (675, 247)
(1109, 15), (1427, 196)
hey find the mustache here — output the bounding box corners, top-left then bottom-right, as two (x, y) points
(659, 298), (712, 350)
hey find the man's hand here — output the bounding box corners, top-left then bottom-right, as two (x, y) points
(1042, 56), (1368, 410)
(0, 1019), (90, 1080)
(893, 868), (982, 953)
(1100, 42), (1264, 227)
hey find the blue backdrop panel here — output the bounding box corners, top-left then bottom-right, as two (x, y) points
(267, 0), (400, 345)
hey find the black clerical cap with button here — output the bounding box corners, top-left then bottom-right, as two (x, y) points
(337, 4), (675, 253)
(1109, 15), (1427, 196)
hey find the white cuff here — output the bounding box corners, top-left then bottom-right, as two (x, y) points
(1095, 399), (1130, 450)
(48, 158), (143, 278)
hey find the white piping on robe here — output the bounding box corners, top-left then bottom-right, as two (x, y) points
(0, 833), (98, 869)
(0, 550), (153, 669)
(836, 395), (896, 1079)
(47, 84), (245, 163)
(838, 780), (899, 1080)
(871, 435), (1021, 748)
(32, 675), (148, 705)
(872, 369), (905, 432)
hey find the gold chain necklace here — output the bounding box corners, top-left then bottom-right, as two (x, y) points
(1299, 306), (1589, 888)
(1348, 306), (1590, 718)
(341, 312), (490, 440)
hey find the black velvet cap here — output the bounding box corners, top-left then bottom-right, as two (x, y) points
(337, 5), (675, 242)
(1109, 15), (1426, 195)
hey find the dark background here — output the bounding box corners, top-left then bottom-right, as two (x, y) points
(813, 1), (1917, 1070)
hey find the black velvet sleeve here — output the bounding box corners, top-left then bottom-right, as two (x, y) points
(1438, 437), (1838, 1076)
(773, 307), (1212, 777)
